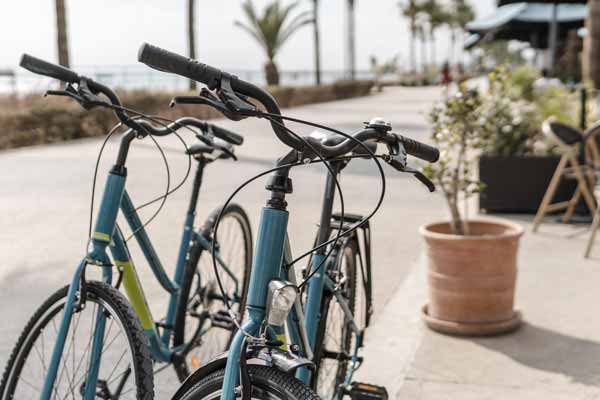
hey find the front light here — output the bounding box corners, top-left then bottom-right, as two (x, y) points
(266, 279), (297, 327)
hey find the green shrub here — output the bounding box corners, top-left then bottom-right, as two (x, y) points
(0, 81), (374, 150)
(508, 65), (539, 102)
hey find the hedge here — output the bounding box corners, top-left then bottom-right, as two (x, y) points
(0, 80), (374, 150)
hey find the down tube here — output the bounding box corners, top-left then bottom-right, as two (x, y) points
(221, 206), (289, 400)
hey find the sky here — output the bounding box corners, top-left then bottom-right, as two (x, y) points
(0, 0), (496, 72)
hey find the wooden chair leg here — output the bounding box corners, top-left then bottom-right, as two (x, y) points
(563, 187), (581, 223)
(585, 206), (600, 258)
(533, 155), (568, 232)
(570, 159), (597, 214)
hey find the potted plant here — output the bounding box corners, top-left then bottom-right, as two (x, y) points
(420, 86), (523, 336)
(478, 66), (578, 213)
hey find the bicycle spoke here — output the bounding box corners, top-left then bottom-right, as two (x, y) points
(105, 348), (128, 383)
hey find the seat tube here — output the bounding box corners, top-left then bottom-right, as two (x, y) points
(88, 166), (127, 265)
(298, 162), (339, 384)
(221, 174), (290, 400)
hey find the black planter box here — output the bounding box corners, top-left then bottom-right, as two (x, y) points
(479, 155), (578, 214)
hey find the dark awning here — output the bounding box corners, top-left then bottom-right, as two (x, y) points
(466, 2), (587, 49)
(499, 0), (586, 5)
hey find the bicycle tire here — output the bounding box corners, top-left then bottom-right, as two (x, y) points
(0, 281), (154, 400)
(179, 365), (320, 400)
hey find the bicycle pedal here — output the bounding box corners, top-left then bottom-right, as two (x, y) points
(347, 382), (388, 400)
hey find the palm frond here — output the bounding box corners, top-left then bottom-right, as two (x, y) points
(234, 0), (311, 61)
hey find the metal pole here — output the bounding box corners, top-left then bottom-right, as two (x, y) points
(313, 0), (321, 85)
(548, 2), (559, 75)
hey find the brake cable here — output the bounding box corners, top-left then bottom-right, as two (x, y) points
(209, 117), (387, 337)
(258, 113), (386, 288)
(86, 105), (199, 244)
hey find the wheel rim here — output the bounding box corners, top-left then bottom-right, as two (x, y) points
(6, 296), (140, 400)
(184, 210), (251, 372)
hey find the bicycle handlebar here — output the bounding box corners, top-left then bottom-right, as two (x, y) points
(396, 135), (439, 163)
(138, 43), (303, 150)
(137, 43), (438, 164)
(19, 53), (245, 145)
(209, 124), (244, 145)
(135, 117), (244, 145)
(20, 54), (80, 84)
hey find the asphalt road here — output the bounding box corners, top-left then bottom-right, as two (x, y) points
(0, 86), (446, 397)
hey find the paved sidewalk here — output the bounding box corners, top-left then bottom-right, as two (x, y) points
(357, 216), (600, 399)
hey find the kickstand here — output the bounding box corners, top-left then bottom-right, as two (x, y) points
(239, 338), (252, 400)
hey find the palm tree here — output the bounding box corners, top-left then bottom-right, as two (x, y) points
(55, 0), (70, 68)
(346, 0), (356, 79)
(422, 0), (446, 68)
(399, 0), (421, 74)
(584, 0), (600, 88)
(187, 0), (197, 90)
(416, 13), (429, 73)
(450, 0), (474, 64)
(235, 0), (313, 86)
(312, 0), (321, 85)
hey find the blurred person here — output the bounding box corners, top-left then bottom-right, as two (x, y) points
(441, 61), (451, 86)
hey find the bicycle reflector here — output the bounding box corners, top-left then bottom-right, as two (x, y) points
(266, 279), (297, 326)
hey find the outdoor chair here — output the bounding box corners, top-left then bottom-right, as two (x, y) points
(532, 119), (600, 233)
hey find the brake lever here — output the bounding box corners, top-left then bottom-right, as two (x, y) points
(216, 75), (257, 118)
(382, 143), (436, 192)
(44, 81), (107, 111)
(45, 84), (82, 101)
(216, 144), (237, 161)
(77, 79), (107, 110)
(407, 167), (436, 193)
(170, 89), (248, 121)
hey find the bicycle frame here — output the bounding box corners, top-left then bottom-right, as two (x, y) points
(220, 160), (369, 400)
(40, 135), (240, 400)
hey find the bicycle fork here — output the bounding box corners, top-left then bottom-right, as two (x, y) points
(40, 170), (125, 400)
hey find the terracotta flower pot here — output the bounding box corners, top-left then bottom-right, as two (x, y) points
(420, 218), (523, 336)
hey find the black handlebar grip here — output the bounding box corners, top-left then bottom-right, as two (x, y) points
(19, 54), (80, 84)
(209, 124), (244, 146)
(398, 135), (440, 163)
(138, 43), (222, 88)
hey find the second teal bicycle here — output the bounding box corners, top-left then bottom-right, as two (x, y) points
(0, 55), (254, 399)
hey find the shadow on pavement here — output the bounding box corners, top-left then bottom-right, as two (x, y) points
(475, 322), (600, 387)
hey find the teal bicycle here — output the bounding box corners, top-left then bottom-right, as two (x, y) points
(1, 55), (253, 399)
(136, 43), (439, 400)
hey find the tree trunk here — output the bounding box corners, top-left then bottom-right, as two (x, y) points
(346, 0), (356, 80)
(449, 29), (456, 65)
(409, 24), (416, 74)
(430, 30), (436, 69)
(187, 0), (197, 91)
(584, 0), (600, 88)
(265, 61), (280, 86)
(421, 34), (427, 77)
(55, 0), (70, 68)
(313, 0), (321, 85)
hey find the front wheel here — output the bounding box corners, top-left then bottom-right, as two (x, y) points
(0, 281), (154, 400)
(173, 203), (253, 380)
(179, 365), (320, 400)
